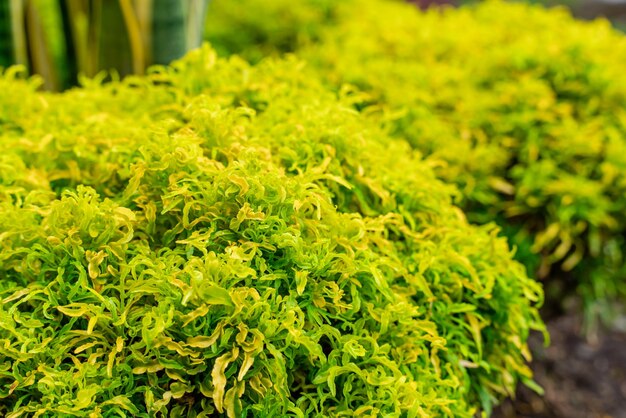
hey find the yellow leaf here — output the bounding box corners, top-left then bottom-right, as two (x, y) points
(57, 304), (90, 317)
(186, 322), (224, 348)
(74, 387), (98, 410)
(212, 348), (239, 413)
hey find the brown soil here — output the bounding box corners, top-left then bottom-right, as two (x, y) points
(493, 313), (626, 418)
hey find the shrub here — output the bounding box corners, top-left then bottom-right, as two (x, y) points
(0, 48), (542, 416)
(204, 0), (340, 63)
(206, 0), (626, 320)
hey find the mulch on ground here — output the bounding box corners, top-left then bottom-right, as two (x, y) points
(493, 311), (626, 418)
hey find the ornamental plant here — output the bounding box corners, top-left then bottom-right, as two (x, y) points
(0, 47), (543, 416)
(0, 0), (209, 90)
(206, 0), (626, 322)
(204, 0), (339, 63)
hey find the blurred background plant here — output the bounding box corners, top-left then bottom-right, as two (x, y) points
(459, 0), (626, 28)
(2, 0), (626, 90)
(0, 0), (209, 90)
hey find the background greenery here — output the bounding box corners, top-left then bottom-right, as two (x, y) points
(0, 0), (209, 90)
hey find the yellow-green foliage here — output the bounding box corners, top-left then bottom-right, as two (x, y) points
(206, 0), (626, 315)
(0, 48), (542, 416)
(205, 0), (341, 63)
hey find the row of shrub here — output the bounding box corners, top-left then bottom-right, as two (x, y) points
(206, 0), (626, 324)
(0, 46), (543, 417)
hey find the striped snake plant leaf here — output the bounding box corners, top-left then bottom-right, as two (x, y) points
(1, 0), (209, 89)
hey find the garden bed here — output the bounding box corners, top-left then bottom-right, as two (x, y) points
(494, 312), (626, 418)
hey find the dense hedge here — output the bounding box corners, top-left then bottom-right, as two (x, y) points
(204, 0), (340, 63)
(206, 0), (626, 320)
(0, 49), (542, 416)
